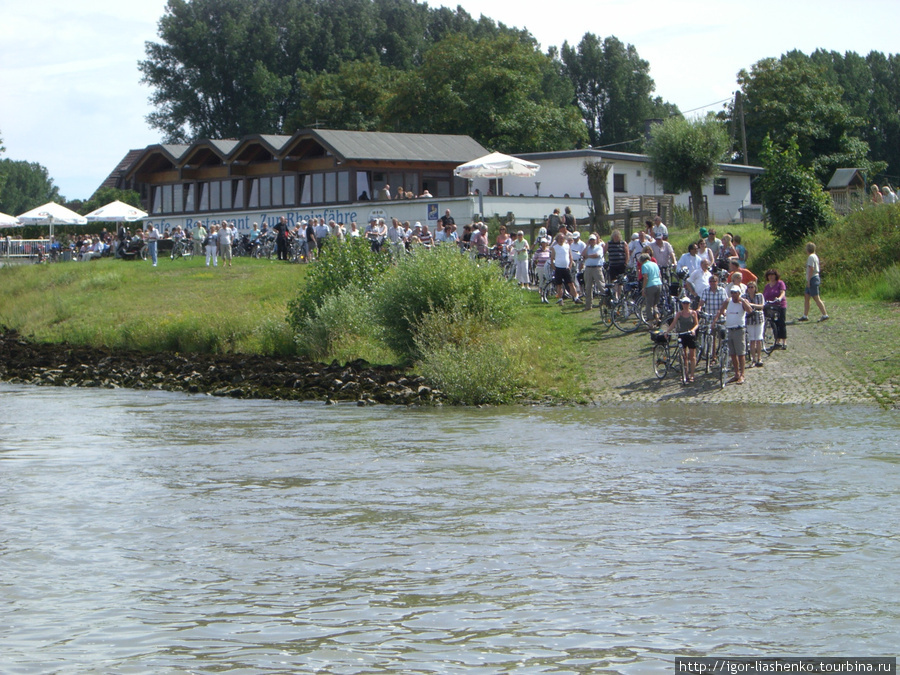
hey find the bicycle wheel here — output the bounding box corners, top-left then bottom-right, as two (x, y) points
(763, 319), (776, 354)
(718, 343), (729, 389)
(612, 300), (640, 333)
(674, 347), (687, 385)
(700, 330), (713, 374)
(599, 302), (613, 329)
(653, 344), (669, 379)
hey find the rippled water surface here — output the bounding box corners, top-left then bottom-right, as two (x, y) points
(1, 384), (898, 673)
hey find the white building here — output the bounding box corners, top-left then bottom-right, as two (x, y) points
(473, 149), (764, 225)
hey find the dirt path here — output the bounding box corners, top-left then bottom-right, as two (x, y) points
(585, 299), (899, 407)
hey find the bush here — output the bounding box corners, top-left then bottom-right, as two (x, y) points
(413, 303), (527, 404)
(372, 244), (523, 357)
(873, 263), (900, 302)
(292, 286), (381, 361)
(758, 135), (835, 245)
(287, 236), (389, 328)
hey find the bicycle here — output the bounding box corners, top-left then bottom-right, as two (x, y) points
(170, 238), (193, 260)
(650, 330), (690, 385)
(713, 324), (731, 389)
(762, 303), (778, 354)
(611, 277), (643, 333)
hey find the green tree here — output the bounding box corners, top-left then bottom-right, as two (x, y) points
(140, 0), (532, 142)
(0, 159), (61, 215)
(285, 59), (399, 132)
(561, 33), (677, 150)
(736, 52), (878, 183)
(384, 33), (587, 152)
(758, 135), (835, 245)
(645, 115), (730, 227)
(79, 187), (143, 216)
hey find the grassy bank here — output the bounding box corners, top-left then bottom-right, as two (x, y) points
(1, 218), (898, 406)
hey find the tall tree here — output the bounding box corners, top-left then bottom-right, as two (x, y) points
(646, 115), (730, 227)
(384, 34), (588, 152)
(560, 34), (676, 150)
(140, 0), (533, 142)
(735, 52), (879, 183)
(0, 159), (61, 215)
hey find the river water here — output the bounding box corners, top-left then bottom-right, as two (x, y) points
(1, 384), (897, 673)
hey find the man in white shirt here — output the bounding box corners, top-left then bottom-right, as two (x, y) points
(217, 221), (234, 267)
(652, 215), (669, 240)
(676, 243), (702, 274)
(686, 258), (712, 298)
(551, 232), (582, 305)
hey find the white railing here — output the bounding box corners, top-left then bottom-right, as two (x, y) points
(1, 238), (51, 259)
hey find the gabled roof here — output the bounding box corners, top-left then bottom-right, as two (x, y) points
(98, 149), (144, 191)
(827, 168), (866, 189)
(124, 144), (191, 180)
(310, 129), (488, 163)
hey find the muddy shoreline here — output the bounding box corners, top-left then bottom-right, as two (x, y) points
(0, 330), (440, 405)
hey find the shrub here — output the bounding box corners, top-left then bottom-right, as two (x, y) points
(873, 263), (900, 302)
(293, 285), (381, 361)
(758, 135), (835, 245)
(287, 236), (389, 328)
(413, 303), (527, 404)
(372, 244), (522, 357)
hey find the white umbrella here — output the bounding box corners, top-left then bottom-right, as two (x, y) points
(17, 202), (88, 240)
(454, 151), (541, 179)
(0, 211), (21, 227)
(84, 200), (148, 223)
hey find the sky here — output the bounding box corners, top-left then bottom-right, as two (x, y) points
(1, 0), (897, 203)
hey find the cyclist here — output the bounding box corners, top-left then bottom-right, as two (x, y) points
(664, 296), (699, 383)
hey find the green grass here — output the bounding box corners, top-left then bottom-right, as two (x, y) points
(2, 226), (898, 405)
(0, 256), (302, 355)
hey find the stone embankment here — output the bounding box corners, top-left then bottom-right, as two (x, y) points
(0, 330), (440, 405)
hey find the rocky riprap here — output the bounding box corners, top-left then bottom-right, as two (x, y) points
(0, 330), (441, 405)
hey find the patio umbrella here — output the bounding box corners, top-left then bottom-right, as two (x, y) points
(17, 202), (87, 240)
(84, 200), (148, 223)
(454, 152), (540, 179)
(0, 211), (21, 227)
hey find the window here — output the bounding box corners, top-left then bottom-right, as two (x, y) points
(185, 184), (195, 211)
(162, 185), (173, 213)
(325, 172), (336, 202)
(311, 173), (324, 203)
(151, 186), (162, 214)
(198, 183), (209, 211)
(248, 179), (259, 208)
(300, 175), (311, 204)
(221, 180), (232, 210)
(173, 184), (184, 213)
(613, 173), (627, 193)
(356, 172), (370, 201)
(714, 177), (728, 195)
(210, 181), (221, 210)
(284, 176), (295, 205)
(259, 177), (272, 207)
(337, 171), (349, 202)
(272, 176), (283, 206)
(232, 179), (244, 209)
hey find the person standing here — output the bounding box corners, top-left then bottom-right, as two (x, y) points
(205, 223), (219, 267)
(744, 281), (766, 368)
(715, 287), (754, 385)
(274, 216), (289, 261)
(581, 233), (605, 310)
(551, 232), (581, 305)
(640, 254), (663, 326)
(664, 296), (700, 382)
(512, 230), (530, 287)
(763, 269), (787, 351)
(799, 242), (828, 321)
(146, 224), (159, 267)
(218, 220), (234, 267)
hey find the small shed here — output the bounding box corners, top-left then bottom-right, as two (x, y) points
(826, 168), (867, 215)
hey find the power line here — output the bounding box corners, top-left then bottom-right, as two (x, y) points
(679, 97), (733, 115)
